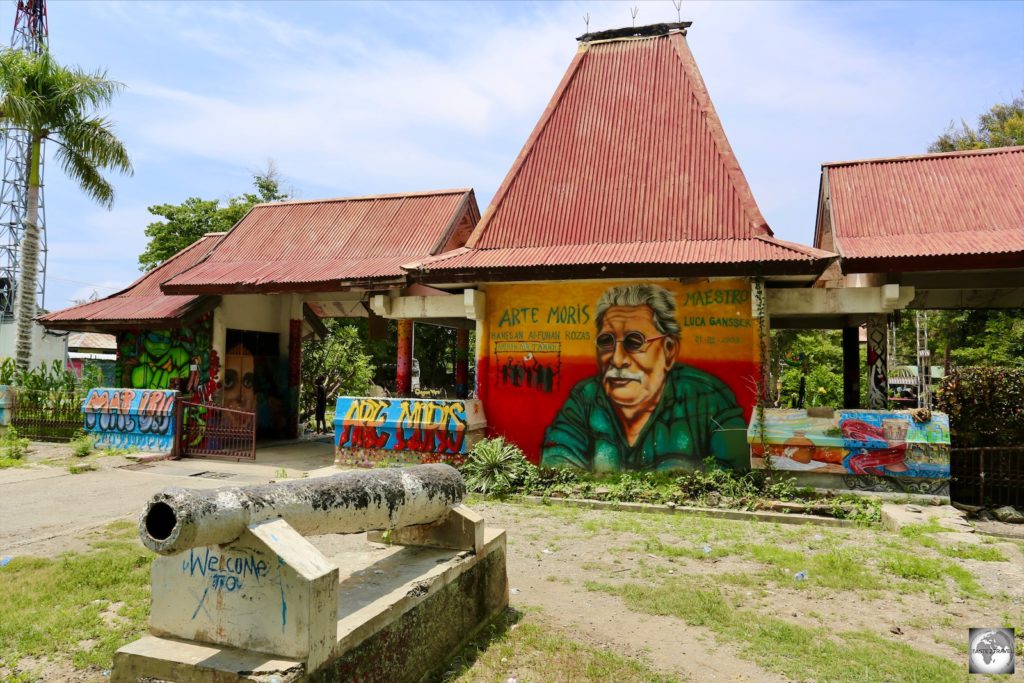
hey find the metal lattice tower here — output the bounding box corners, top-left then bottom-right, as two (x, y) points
(0, 0), (48, 319)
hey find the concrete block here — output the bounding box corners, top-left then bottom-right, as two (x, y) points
(367, 504), (484, 555)
(150, 519), (339, 668)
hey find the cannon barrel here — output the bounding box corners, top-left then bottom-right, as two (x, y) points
(139, 464), (465, 555)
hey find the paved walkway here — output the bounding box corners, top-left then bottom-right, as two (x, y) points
(0, 439), (338, 557)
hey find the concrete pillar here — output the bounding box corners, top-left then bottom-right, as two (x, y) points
(866, 314), (888, 409)
(455, 328), (469, 399)
(287, 318), (302, 438)
(842, 326), (860, 409)
(396, 319), (413, 395)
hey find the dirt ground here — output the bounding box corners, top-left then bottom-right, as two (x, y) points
(467, 499), (1024, 682)
(4, 450), (1023, 682)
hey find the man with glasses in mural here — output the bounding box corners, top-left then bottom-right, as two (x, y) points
(541, 284), (748, 472)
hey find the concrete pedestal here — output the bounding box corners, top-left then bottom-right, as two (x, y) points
(113, 514), (507, 682)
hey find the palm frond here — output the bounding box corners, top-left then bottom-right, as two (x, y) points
(53, 143), (115, 208)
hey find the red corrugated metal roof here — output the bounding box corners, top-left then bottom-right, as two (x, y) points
(39, 234), (223, 329)
(404, 26), (832, 279)
(407, 236), (833, 273)
(163, 190), (479, 294)
(823, 146), (1024, 271)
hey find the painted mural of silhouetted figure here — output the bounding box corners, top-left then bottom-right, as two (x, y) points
(541, 284), (748, 472)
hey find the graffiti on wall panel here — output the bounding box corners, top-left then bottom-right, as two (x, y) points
(334, 397), (484, 463)
(117, 313), (216, 400)
(83, 388), (177, 451)
(482, 279), (759, 472)
(747, 409), (950, 480)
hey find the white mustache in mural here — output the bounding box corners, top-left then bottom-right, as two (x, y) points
(604, 367), (644, 383)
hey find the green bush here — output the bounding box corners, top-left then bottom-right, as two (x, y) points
(71, 433), (95, 458)
(934, 367), (1024, 446)
(461, 437), (535, 495)
(1, 426), (30, 460)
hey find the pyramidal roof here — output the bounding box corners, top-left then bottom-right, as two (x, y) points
(407, 23), (833, 279)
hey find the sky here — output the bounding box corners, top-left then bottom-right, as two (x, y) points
(29, 0), (1024, 309)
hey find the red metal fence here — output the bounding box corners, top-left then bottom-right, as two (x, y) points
(950, 447), (1024, 508)
(175, 401), (256, 461)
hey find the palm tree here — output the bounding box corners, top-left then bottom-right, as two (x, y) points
(0, 49), (132, 371)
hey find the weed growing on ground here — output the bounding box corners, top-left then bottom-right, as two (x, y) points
(586, 577), (964, 683)
(70, 433), (95, 458)
(0, 522), (151, 678)
(440, 608), (675, 683)
(0, 426), (30, 461)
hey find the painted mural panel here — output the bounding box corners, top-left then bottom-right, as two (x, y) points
(333, 396), (486, 467)
(82, 387), (177, 451)
(747, 409), (950, 479)
(116, 313), (219, 401)
(481, 279), (759, 471)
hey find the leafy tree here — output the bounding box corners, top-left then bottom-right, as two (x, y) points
(299, 321), (374, 425)
(0, 49), (132, 371)
(770, 330), (847, 408)
(930, 89), (1024, 152)
(138, 167), (288, 271)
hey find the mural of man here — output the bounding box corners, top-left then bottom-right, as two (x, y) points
(541, 284), (749, 472)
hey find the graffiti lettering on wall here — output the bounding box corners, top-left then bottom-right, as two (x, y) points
(483, 279), (759, 472)
(748, 409), (950, 480)
(82, 388), (177, 452)
(335, 397), (469, 454)
(117, 313), (217, 400)
(181, 547), (269, 599)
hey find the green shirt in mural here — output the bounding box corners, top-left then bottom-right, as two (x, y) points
(541, 365), (749, 472)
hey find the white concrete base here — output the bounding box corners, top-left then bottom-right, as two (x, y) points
(113, 525), (507, 683)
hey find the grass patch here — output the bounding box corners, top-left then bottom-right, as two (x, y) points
(879, 550), (984, 597)
(0, 455), (27, 468)
(939, 543), (1008, 562)
(587, 578), (963, 683)
(441, 608), (676, 682)
(0, 522), (151, 677)
(639, 536), (732, 560)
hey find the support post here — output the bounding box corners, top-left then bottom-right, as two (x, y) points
(455, 328), (469, 399)
(396, 319), (413, 395)
(842, 326), (860, 409)
(288, 318), (302, 439)
(866, 314), (888, 409)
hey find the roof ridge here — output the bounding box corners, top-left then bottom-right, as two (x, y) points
(823, 145), (1024, 168)
(252, 188), (473, 208)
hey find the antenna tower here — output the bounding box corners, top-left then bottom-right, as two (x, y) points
(0, 0), (48, 318)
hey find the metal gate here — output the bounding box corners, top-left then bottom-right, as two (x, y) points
(950, 447), (1024, 508)
(175, 401), (256, 461)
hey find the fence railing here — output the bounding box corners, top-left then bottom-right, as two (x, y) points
(176, 401), (256, 461)
(950, 446), (1024, 508)
(8, 388), (87, 442)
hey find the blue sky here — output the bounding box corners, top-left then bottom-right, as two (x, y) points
(36, 0), (1024, 308)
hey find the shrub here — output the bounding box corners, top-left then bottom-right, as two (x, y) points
(1, 426), (30, 460)
(71, 433), (95, 458)
(461, 437), (535, 495)
(934, 367), (1024, 446)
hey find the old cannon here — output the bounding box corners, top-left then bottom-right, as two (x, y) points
(113, 465), (508, 683)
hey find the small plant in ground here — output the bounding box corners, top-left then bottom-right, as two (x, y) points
(0, 426), (30, 460)
(828, 494), (882, 525)
(460, 437), (534, 495)
(70, 433), (95, 458)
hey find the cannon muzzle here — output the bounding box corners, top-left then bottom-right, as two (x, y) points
(140, 464), (465, 555)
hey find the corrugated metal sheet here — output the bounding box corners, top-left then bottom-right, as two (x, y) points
(67, 332), (117, 350)
(466, 31), (770, 251)
(825, 146), (1024, 267)
(408, 236), (833, 273)
(39, 234), (223, 327)
(163, 190), (477, 293)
